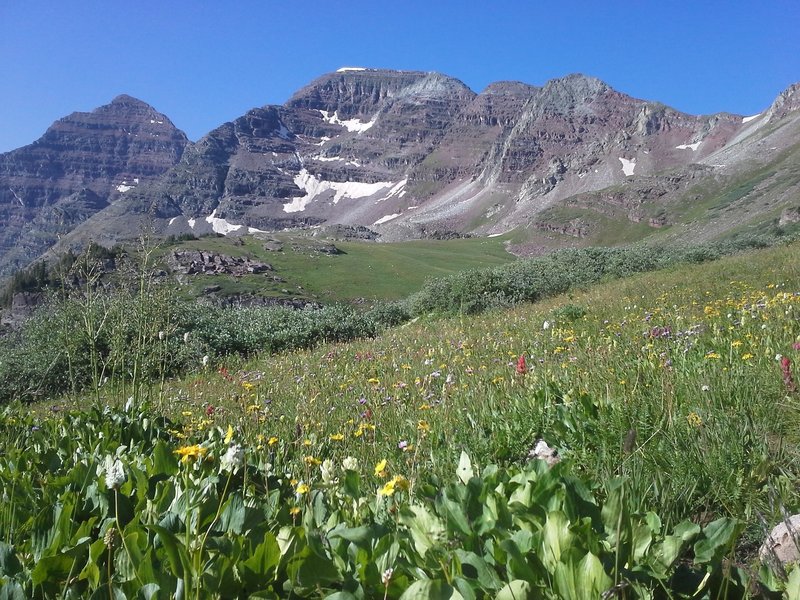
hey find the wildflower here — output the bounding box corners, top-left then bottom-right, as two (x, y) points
(701, 385), (710, 392)
(705, 352), (721, 360)
(398, 440), (409, 451)
(103, 455), (126, 490)
(781, 356), (797, 392)
(174, 444), (209, 464)
(543, 321), (551, 330)
(741, 353), (754, 361)
(516, 355), (527, 375)
(379, 475), (409, 496)
(417, 420), (431, 433)
(267, 436), (279, 446)
(183, 332), (191, 344)
(374, 459), (388, 477)
(382, 567), (394, 585)
(158, 331), (166, 341)
(221, 444), (244, 473)
(205, 404), (215, 416)
(329, 433), (344, 441)
(342, 456), (359, 471)
(224, 424), (234, 444)
(304, 455), (321, 466)
(687, 412), (703, 428)
(289, 506), (301, 517)
(202, 355), (210, 367)
(295, 482), (310, 495)
(793, 342), (800, 351)
(321, 459), (336, 483)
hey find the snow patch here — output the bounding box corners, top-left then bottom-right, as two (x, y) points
(676, 142), (701, 151)
(487, 233), (504, 238)
(186, 210), (264, 235)
(619, 157), (636, 176)
(276, 122), (291, 140)
(133, 178), (139, 184)
(377, 179), (407, 202)
(742, 113), (761, 123)
(149, 119), (164, 124)
(319, 110), (376, 134)
(373, 213), (401, 225)
(169, 217), (178, 226)
(337, 67), (366, 72)
(116, 181), (135, 193)
(284, 169), (396, 213)
(316, 136), (332, 146)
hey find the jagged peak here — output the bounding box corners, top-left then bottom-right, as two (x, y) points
(479, 81), (539, 97)
(109, 94), (152, 107)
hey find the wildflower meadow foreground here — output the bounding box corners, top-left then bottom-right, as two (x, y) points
(2, 243), (800, 598)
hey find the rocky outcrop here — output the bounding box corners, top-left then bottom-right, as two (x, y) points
(168, 250), (273, 277)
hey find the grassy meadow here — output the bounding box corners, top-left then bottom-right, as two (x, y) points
(1, 241), (800, 597)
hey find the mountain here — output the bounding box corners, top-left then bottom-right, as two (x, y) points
(2, 68), (799, 276)
(0, 95), (188, 273)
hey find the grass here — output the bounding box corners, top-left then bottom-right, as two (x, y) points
(4, 240), (800, 596)
(164, 233), (515, 302)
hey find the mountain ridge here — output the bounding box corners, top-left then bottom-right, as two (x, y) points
(1, 68), (799, 276)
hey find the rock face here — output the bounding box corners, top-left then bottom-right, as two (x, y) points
(3, 69), (800, 276)
(0, 95), (188, 275)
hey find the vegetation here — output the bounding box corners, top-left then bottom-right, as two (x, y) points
(1, 235), (800, 596)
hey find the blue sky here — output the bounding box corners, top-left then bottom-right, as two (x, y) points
(1, 0), (798, 152)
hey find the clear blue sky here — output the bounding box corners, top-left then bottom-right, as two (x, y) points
(1, 0), (798, 152)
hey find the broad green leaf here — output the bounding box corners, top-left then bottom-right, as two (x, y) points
(455, 550), (502, 591)
(400, 504), (446, 558)
(219, 492), (246, 534)
(786, 566), (800, 599)
(137, 583), (161, 600)
(553, 552), (612, 600)
(241, 532), (280, 584)
(495, 580), (532, 600)
(400, 579), (464, 600)
(0, 542), (22, 577)
(542, 510), (573, 570)
(693, 517), (741, 564)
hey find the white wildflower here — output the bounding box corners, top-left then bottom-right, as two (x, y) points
(342, 456), (358, 472)
(202, 354), (210, 367)
(158, 331), (166, 341)
(382, 567), (394, 585)
(104, 455), (126, 490)
(543, 320), (551, 330)
(701, 385), (710, 392)
(183, 332), (191, 344)
(321, 459), (336, 483)
(221, 444), (245, 473)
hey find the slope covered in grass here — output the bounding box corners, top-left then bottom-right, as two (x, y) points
(3, 242), (800, 597)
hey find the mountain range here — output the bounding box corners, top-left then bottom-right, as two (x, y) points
(1, 68), (799, 276)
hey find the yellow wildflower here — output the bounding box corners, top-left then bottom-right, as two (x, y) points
(224, 424), (234, 444)
(174, 445), (209, 464)
(268, 436), (279, 446)
(296, 482), (310, 494)
(374, 459), (388, 478)
(329, 433), (344, 441)
(417, 420), (431, 433)
(379, 475), (410, 496)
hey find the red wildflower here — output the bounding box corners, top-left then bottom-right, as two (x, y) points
(205, 404), (215, 417)
(782, 356), (797, 392)
(516, 355), (527, 375)
(218, 367), (233, 382)
(793, 342), (800, 351)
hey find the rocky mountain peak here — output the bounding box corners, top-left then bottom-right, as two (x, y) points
(766, 82), (800, 120)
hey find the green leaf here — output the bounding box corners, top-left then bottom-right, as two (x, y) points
(0, 542), (22, 577)
(241, 532), (280, 585)
(400, 579), (464, 600)
(329, 523), (389, 548)
(455, 550), (502, 591)
(0, 581), (26, 600)
(494, 580), (532, 600)
(693, 517), (741, 564)
(137, 583), (161, 600)
(400, 504), (446, 558)
(457, 451), (473, 485)
(541, 510), (573, 570)
(219, 492), (246, 534)
(31, 554), (76, 587)
(553, 552), (612, 600)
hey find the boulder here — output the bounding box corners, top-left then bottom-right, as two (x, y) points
(760, 514), (800, 566)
